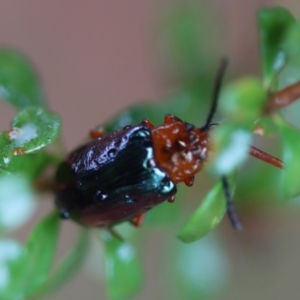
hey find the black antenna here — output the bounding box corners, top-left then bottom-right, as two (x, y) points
(221, 176), (242, 231)
(202, 58), (229, 130)
(201, 58), (241, 230)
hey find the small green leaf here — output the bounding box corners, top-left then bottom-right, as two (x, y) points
(219, 77), (267, 125)
(0, 174), (36, 231)
(0, 107), (61, 165)
(0, 239), (23, 296)
(103, 103), (165, 132)
(145, 186), (185, 227)
(208, 123), (252, 175)
(0, 49), (45, 109)
(236, 161), (282, 206)
(277, 20), (300, 87)
(104, 83), (210, 133)
(10, 107), (61, 152)
(31, 229), (89, 299)
(23, 212), (60, 296)
(253, 116), (278, 137)
(156, 1), (219, 80)
(273, 114), (300, 198)
(178, 181), (228, 243)
(283, 20), (300, 67)
(0, 213), (60, 299)
(257, 7), (295, 88)
(104, 234), (143, 300)
(0, 245), (26, 300)
(165, 235), (229, 300)
(1, 151), (54, 180)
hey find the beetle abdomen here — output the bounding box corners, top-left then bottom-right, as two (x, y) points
(55, 124), (176, 226)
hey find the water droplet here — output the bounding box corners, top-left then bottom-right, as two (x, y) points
(107, 148), (117, 158)
(147, 159), (155, 168)
(76, 181), (83, 188)
(114, 138), (121, 148)
(94, 190), (108, 203)
(122, 135), (129, 143)
(59, 209), (70, 219)
(123, 125), (132, 130)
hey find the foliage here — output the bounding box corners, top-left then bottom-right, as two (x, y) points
(0, 5), (299, 300)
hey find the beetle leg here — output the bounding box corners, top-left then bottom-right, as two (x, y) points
(184, 176), (194, 187)
(90, 127), (105, 139)
(130, 213), (146, 227)
(142, 119), (155, 129)
(168, 195), (176, 203)
(164, 114), (181, 124)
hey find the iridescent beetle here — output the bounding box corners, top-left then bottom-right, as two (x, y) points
(55, 59), (283, 230)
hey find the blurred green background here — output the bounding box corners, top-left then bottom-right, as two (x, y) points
(1, 0), (300, 299)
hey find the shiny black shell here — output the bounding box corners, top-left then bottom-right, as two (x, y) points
(55, 124), (176, 227)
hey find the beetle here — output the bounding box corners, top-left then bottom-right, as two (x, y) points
(55, 59), (283, 230)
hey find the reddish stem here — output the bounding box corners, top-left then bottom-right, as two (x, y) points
(249, 146), (284, 169)
(265, 81), (300, 114)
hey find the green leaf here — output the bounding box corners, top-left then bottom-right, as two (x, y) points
(219, 77), (267, 125)
(156, 1), (219, 80)
(144, 186), (185, 226)
(31, 229), (89, 299)
(257, 7), (295, 88)
(0, 239), (23, 297)
(0, 174), (36, 231)
(178, 174), (236, 243)
(0, 49), (45, 109)
(165, 235), (229, 300)
(0, 151), (54, 180)
(23, 212), (60, 296)
(104, 234), (143, 300)
(273, 114), (300, 198)
(236, 160), (282, 206)
(104, 83), (211, 133)
(103, 103), (165, 132)
(283, 21), (300, 67)
(0, 107), (61, 165)
(208, 123), (252, 175)
(0, 245), (26, 300)
(277, 20), (300, 87)
(0, 213), (60, 299)
(253, 116), (278, 137)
